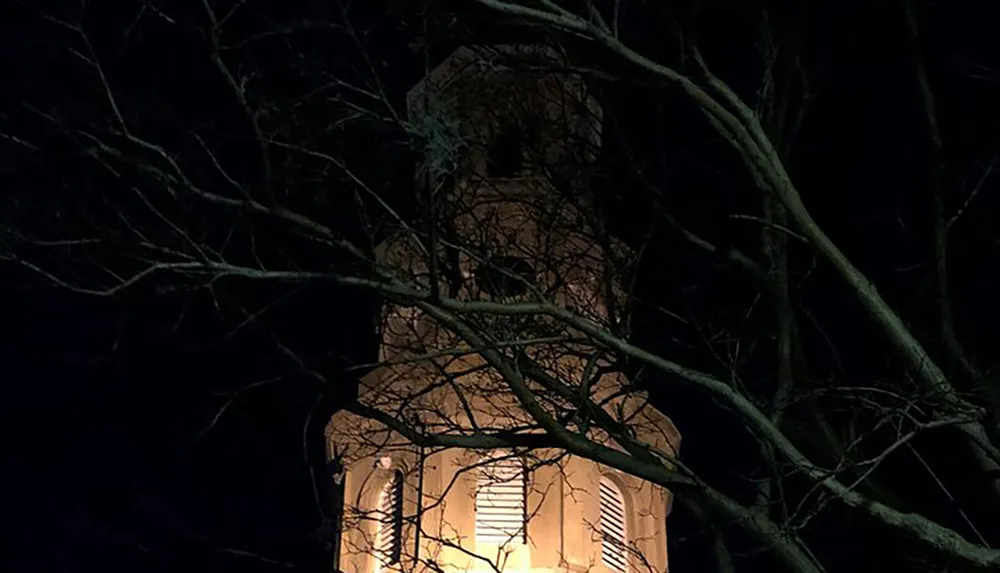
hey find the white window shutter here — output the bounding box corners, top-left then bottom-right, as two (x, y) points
(476, 456), (527, 545)
(599, 476), (627, 573)
(375, 471), (403, 570)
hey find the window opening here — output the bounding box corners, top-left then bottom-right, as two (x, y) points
(599, 476), (627, 573)
(476, 456), (527, 545)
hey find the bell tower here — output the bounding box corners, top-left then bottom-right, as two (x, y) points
(327, 45), (680, 573)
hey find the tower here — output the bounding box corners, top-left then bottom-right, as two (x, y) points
(326, 45), (680, 573)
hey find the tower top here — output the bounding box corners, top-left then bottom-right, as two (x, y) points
(406, 45), (603, 184)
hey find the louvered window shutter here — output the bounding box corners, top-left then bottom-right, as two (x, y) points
(599, 477), (627, 573)
(475, 456), (527, 545)
(375, 470), (404, 569)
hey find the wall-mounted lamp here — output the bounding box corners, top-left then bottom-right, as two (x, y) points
(329, 445), (345, 485)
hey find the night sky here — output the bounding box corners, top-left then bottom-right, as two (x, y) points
(3, 0), (1000, 572)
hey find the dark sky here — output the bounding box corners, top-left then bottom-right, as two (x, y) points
(3, 0), (1000, 572)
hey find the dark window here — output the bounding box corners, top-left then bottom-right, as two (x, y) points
(486, 123), (523, 177)
(475, 256), (535, 297)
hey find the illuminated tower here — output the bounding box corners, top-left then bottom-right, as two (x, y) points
(327, 45), (681, 573)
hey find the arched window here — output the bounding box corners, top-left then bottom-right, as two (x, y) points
(486, 122), (523, 177)
(599, 476), (627, 573)
(374, 470), (404, 570)
(475, 255), (535, 298)
(475, 455), (527, 545)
